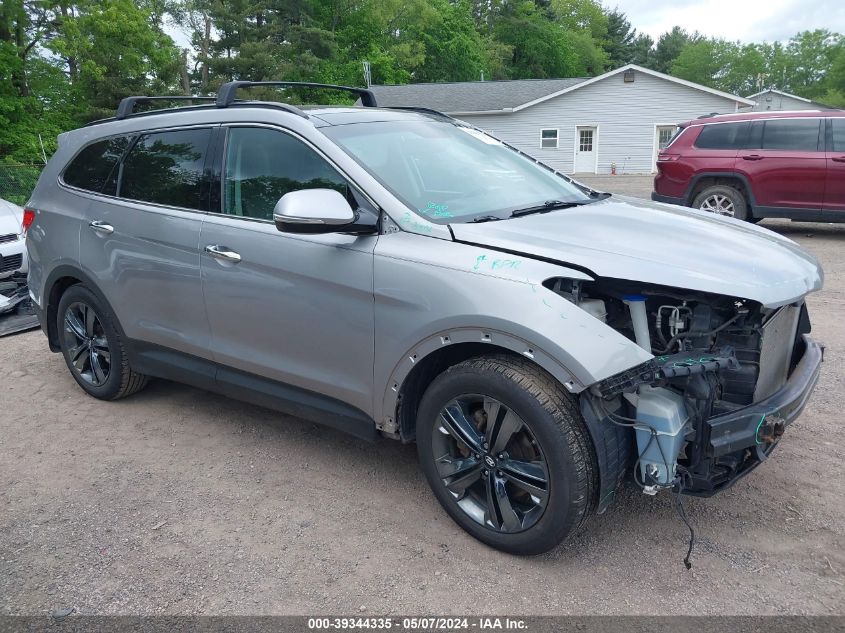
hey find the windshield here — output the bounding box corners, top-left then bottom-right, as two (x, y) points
(322, 119), (593, 223)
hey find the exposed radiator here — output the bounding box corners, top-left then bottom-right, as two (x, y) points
(754, 304), (801, 402)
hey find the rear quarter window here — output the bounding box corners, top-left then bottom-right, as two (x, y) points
(62, 136), (130, 195)
(693, 122), (749, 149)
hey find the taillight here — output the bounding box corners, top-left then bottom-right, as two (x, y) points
(22, 208), (35, 235)
(657, 153), (680, 162)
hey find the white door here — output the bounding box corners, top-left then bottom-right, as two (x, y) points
(574, 126), (597, 173)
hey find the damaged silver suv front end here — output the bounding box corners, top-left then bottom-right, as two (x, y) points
(570, 278), (823, 503)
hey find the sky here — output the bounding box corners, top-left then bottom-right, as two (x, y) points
(613, 0), (845, 42)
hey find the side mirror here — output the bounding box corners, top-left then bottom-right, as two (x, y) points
(273, 189), (356, 234)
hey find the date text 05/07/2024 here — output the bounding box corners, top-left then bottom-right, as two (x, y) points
(307, 617), (528, 630)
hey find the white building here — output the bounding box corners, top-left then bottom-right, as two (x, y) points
(370, 64), (754, 175)
(746, 88), (836, 112)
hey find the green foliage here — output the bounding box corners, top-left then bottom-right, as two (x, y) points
(670, 29), (844, 104)
(0, 0), (843, 166)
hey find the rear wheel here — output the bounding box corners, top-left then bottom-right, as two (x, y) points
(57, 284), (149, 400)
(692, 185), (753, 221)
(416, 355), (596, 555)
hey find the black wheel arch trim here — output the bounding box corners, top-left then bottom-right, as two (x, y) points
(684, 171), (757, 211)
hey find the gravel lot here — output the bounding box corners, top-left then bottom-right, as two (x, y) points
(1, 176), (843, 615)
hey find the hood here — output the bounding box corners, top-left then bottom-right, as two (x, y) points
(449, 195), (823, 308)
(0, 199), (23, 235)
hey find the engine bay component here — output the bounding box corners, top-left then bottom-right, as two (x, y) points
(579, 297), (607, 322)
(627, 386), (690, 489)
(657, 348), (740, 378)
(623, 295), (651, 351)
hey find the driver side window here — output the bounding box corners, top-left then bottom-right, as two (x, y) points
(223, 127), (349, 220)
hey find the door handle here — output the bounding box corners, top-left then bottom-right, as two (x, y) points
(742, 154), (764, 161)
(832, 156), (845, 163)
(88, 220), (114, 235)
(205, 244), (241, 263)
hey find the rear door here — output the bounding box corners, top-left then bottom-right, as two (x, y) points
(79, 126), (214, 360)
(824, 118), (845, 218)
(736, 118), (825, 215)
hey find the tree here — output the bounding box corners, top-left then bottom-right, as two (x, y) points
(493, 0), (606, 78)
(603, 8), (636, 68)
(629, 33), (654, 67)
(652, 26), (699, 73)
(782, 30), (843, 99)
(47, 0), (181, 119)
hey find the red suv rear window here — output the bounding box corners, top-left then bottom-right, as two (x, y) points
(693, 122), (749, 149)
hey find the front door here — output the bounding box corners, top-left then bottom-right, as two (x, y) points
(80, 127), (214, 359)
(199, 126), (378, 416)
(824, 118), (845, 218)
(574, 126), (597, 173)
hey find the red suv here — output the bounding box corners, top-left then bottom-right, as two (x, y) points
(652, 110), (845, 222)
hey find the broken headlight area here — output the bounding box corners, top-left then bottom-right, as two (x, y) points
(549, 277), (814, 497)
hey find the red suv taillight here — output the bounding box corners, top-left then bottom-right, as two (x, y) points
(22, 208), (35, 235)
(657, 153), (680, 162)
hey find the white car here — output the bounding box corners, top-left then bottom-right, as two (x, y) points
(0, 197), (28, 280)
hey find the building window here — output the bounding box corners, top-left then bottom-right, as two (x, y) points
(579, 129), (593, 152)
(541, 129), (558, 149)
(657, 126), (678, 150)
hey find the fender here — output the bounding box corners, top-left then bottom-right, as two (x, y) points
(41, 263), (128, 352)
(372, 232), (654, 430)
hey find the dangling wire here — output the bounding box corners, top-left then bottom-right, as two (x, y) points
(595, 397), (696, 568)
(673, 470), (696, 570)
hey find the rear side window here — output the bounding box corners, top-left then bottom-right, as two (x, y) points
(120, 128), (212, 210)
(63, 136), (129, 195)
(761, 119), (821, 151)
(831, 119), (845, 152)
(693, 122), (749, 149)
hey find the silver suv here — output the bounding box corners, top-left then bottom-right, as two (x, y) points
(26, 82), (824, 555)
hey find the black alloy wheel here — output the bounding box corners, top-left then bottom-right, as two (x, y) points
(432, 395), (549, 533)
(62, 301), (112, 386)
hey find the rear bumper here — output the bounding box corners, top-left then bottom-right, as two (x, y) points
(651, 192), (685, 206)
(688, 334), (823, 495)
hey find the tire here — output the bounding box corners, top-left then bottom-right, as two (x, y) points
(416, 355), (597, 555)
(692, 184), (752, 221)
(56, 284), (149, 400)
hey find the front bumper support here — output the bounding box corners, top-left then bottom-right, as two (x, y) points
(707, 334), (823, 457)
(683, 334), (823, 496)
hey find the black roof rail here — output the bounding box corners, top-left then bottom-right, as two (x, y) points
(387, 106), (454, 120)
(217, 81), (378, 108)
(116, 95), (216, 119)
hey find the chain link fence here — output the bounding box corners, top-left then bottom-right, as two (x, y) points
(0, 164), (44, 206)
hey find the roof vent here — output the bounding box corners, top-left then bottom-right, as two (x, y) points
(623, 69), (636, 83)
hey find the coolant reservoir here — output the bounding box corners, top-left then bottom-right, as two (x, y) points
(579, 298), (607, 322)
(632, 386), (689, 487)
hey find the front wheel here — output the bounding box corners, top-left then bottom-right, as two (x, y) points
(416, 355), (596, 555)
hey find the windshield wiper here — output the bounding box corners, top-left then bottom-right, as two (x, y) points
(468, 214), (504, 223)
(509, 199), (594, 218)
